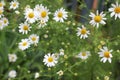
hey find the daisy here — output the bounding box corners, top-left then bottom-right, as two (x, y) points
(77, 25), (90, 39)
(98, 46), (113, 63)
(8, 70), (17, 78)
(36, 5), (50, 22)
(18, 22), (31, 34)
(0, 1), (5, 8)
(43, 53), (58, 67)
(59, 48), (64, 56)
(53, 8), (68, 22)
(108, 2), (120, 20)
(29, 34), (39, 45)
(24, 8), (38, 23)
(8, 54), (17, 62)
(104, 76), (110, 80)
(0, 20), (4, 30)
(57, 70), (64, 76)
(15, 10), (20, 14)
(54, 53), (60, 59)
(18, 39), (30, 50)
(76, 51), (90, 60)
(0, 8), (4, 18)
(38, 20), (47, 28)
(89, 10), (106, 28)
(1, 17), (9, 27)
(10, 0), (19, 10)
(34, 72), (39, 79)
(44, 34), (48, 39)
(34, 4), (43, 12)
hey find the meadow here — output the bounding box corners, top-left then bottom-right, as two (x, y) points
(0, 0), (120, 80)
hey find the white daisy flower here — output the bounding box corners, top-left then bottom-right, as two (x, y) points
(37, 5), (50, 22)
(18, 22), (31, 34)
(15, 10), (20, 14)
(34, 72), (39, 79)
(29, 34), (39, 45)
(1, 17), (9, 27)
(98, 46), (113, 63)
(24, 5), (30, 12)
(108, 2), (120, 20)
(54, 53), (60, 59)
(76, 51), (91, 60)
(38, 20), (47, 28)
(24, 8), (38, 23)
(0, 8), (4, 18)
(77, 25), (90, 39)
(53, 8), (68, 22)
(0, 0), (5, 8)
(43, 53), (58, 67)
(18, 39), (30, 50)
(34, 4), (43, 12)
(10, 0), (19, 10)
(57, 70), (64, 76)
(89, 10), (107, 28)
(104, 76), (110, 80)
(8, 70), (17, 78)
(8, 54), (17, 63)
(44, 34), (48, 38)
(59, 48), (64, 56)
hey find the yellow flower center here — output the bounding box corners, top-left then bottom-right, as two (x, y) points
(22, 42), (27, 46)
(0, 10), (3, 14)
(13, 3), (17, 7)
(4, 20), (7, 24)
(104, 51), (110, 58)
(114, 7), (120, 13)
(41, 11), (47, 18)
(58, 12), (63, 18)
(81, 28), (86, 34)
(23, 25), (28, 30)
(94, 16), (102, 22)
(32, 37), (36, 41)
(28, 12), (34, 18)
(48, 57), (53, 62)
(0, 3), (3, 7)
(82, 52), (86, 56)
(11, 56), (15, 60)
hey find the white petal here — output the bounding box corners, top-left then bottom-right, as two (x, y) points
(115, 14), (118, 20)
(118, 14), (120, 18)
(109, 8), (114, 12)
(109, 50), (113, 52)
(96, 23), (99, 28)
(103, 58), (107, 63)
(100, 20), (106, 25)
(111, 4), (116, 7)
(89, 12), (95, 17)
(108, 58), (112, 63)
(110, 12), (115, 17)
(116, 2), (119, 6)
(103, 46), (108, 51)
(100, 58), (104, 62)
(109, 54), (113, 58)
(96, 10), (99, 15)
(102, 18), (107, 20)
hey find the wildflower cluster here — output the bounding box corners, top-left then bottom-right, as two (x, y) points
(0, 0), (120, 80)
